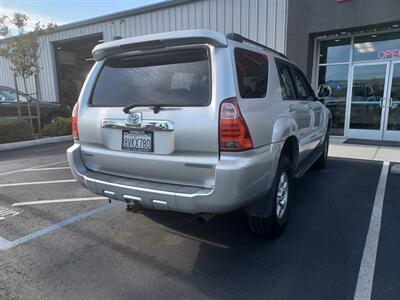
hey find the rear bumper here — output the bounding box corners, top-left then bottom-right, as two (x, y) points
(67, 143), (281, 214)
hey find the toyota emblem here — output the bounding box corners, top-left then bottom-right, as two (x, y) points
(126, 112), (142, 126)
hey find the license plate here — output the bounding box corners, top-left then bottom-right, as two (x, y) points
(122, 130), (153, 152)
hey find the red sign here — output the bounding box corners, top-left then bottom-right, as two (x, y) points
(378, 49), (400, 59)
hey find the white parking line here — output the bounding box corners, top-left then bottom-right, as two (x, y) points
(0, 160), (68, 176)
(354, 161), (390, 300)
(12, 197), (108, 207)
(0, 202), (122, 250)
(0, 179), (76, 188)
(23, 167), (71, 172)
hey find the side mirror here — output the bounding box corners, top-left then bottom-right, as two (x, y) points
(317, 84), (332, 99)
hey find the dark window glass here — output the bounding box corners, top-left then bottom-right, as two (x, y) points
(275, 60), (296, 100)
(234, 48), (268, 98)
(292, 68), (315, 100)
(353, 31), (400, 61)
(318, 64), (349, 135)
(91, 48), (210, 106)
(350, 64), (386, 130)
(54, 33), (101, 108)
(319, 38), (351, 64)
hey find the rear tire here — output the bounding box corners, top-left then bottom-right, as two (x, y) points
(247, 155), (293, 238)
(313, 129), (330, 170)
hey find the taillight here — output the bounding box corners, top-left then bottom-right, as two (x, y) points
(72, 102), (79, 140)
(219, 97), (253, 151)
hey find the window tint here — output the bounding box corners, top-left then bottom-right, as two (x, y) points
(292, 68), (315, 100)
(234, 48), (268, 98)
(275, 60), (296, 100)
(91, 48), (210, 107)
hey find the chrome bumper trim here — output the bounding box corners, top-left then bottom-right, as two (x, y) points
(101, 118), (174, 131)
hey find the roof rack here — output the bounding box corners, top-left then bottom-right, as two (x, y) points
(226, 33), (288, 59)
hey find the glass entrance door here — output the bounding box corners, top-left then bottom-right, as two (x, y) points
(347, 61), (400, 141)
(347, 62), (390, 140)
(383, 61), (400, 140)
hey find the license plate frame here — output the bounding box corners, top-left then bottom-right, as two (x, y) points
(122, 130), (153, 153)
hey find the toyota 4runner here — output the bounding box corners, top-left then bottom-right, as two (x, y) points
(67, 30), (331, 237)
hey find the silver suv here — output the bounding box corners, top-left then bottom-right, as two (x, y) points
(67, 30), (331, 237)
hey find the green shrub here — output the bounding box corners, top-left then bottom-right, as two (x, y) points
(0, 118), (33, 143)
(42, 117), (72, 137)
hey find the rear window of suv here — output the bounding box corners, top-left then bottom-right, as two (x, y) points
(234, 48), (268, 98)
(91, 48), (210, 107)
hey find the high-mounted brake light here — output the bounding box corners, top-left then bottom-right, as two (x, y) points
(219, 97), (253, 151)
(72, 102), (79, 141)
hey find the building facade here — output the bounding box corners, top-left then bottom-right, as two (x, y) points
(0, 0), (287, 108)
(287, 0), (400, 141)
(1, 0), (399, 141)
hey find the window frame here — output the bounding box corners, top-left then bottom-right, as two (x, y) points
(233, 47), (269, 99)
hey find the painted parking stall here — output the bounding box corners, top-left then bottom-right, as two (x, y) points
(0, 142), (113, 243)
(371, 163), (400, 299)
(0, 142), (399, 299)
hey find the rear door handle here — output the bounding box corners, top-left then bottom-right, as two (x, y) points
(288, 104), (296, 113)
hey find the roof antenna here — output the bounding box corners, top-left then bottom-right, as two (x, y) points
(113, 36), (122, 40)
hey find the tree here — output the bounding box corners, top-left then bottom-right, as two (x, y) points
(0, 12), (57, 136)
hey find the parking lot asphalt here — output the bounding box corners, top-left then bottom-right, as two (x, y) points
(0, 142), (399, 300)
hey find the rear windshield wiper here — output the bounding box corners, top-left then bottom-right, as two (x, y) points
(123, 104), (163, 114)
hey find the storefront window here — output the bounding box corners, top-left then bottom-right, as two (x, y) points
(318, 64), (349, 135)
(317, 30), (400, 138)
(353, 31), (400, 61)
(319, 38), (351, 64)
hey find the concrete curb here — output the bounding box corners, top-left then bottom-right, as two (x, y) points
(0, 135), (72, 152)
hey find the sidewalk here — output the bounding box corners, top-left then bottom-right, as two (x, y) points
(0, 135), (72, 152)
(329, 137), (400, 163)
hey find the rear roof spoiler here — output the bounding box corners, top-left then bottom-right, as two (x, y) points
(92, 30), (228, 61)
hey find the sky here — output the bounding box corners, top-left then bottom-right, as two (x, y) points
(0, 0), (165, 32)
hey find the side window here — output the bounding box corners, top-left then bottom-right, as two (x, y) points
(0, 89), (17, 102)
(0, 89), (28, 102)
(292, 67), (315, 101)
(275, 60), (296, 100)
(234, 48), (268, 99)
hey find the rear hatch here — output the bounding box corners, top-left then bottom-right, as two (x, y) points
(79, 47), (220, 188)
